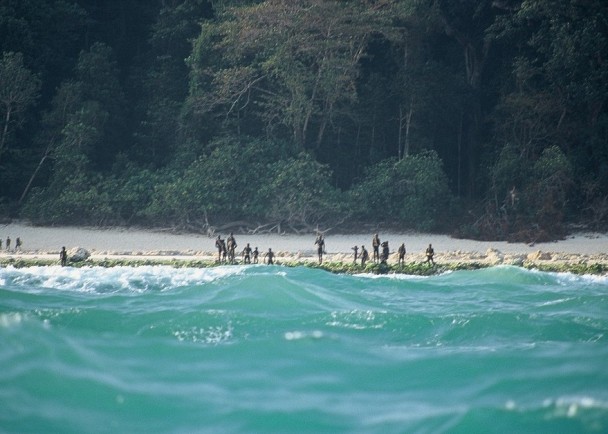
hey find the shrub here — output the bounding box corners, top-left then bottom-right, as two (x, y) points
(258, 153), (347, 231)
(350, 150), (453, 231)
(145, 136), (289, 227)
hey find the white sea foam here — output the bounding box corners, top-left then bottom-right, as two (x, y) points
(553, 271), (608, 285)
(552, 396), (608, 410)
(284, 330), (324, 341)
(173, 323), (234, 345)
(354, 272), (429, 280)
(326, 309), (387, 330)
(0, 265), (249, 294)
(536, 297), (575, 307)
(0, 312), (25, 328)
(541, 396), (608, 421)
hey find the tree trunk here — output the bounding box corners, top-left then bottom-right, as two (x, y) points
(397, 98), (414, 160)
(404, 98), (414, 158)
(302, 59), (325, 149)
(398, 106), (403, 160)
(19, 141), (53, 204)
(457, 108), (464, 197)
(315, 101), (331, 149)
(0, 106), (12, 166)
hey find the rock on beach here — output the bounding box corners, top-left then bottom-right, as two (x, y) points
(527, 250), (552, 261)
(68, 247), (90, 262)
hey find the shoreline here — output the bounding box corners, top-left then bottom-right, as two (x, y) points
(1, 255), (607, 277)
(0, 222), (606, 275)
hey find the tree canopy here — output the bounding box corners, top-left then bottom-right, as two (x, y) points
(2, 0), (608, 240)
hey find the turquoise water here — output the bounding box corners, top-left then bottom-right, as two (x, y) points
(1, 265), (607, 433)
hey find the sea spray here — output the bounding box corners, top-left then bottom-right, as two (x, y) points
(1, 265), (607, 433)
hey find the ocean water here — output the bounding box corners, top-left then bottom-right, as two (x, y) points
(1, 265), (607, 434)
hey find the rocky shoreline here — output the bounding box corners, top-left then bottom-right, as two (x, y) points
(2, 246), (607, 276)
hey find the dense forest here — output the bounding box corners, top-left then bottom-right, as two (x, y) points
(1, 0), (607, 240)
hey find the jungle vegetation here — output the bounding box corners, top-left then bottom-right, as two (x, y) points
(1, 0), (607, 241)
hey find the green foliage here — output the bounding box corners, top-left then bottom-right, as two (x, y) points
(490, 144), (527, 199)
(186, 0), (394, 151)
(19, 42), (128, 222)
(259, 153), (347, 230)
(73, 42), (126, 167)
(527, 145), (573, 226)
(472, 144), (574, 241)
(351, 150), (453, 231)
(22, 173), (105, 225)
(22, 163), (164, 226)
(102, 163), (162, 224)
(142, 140), (347, 230)
(517, 0), (608, 111)
(0, 0), (87, 91)
(0, 51), (41, 164)
(493, 90), (564, 161)
(2, 0), (608, 237)
(56, 101), (108, 173)
(0, 51), (41, 201)
(133, 0), (214, 165)
(145, 136), (288, 227)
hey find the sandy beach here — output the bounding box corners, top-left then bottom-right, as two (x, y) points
(0, 221), (606, 266)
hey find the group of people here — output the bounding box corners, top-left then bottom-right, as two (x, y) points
(0, 236), (22, 252)
(213, 232), (436, 267)
(52, 232), (435, 268)
(350, 234), (435, 267)
(214, 233), (276, 265)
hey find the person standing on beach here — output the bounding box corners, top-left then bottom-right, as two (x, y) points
(6, 236), (10, 251)
(60, 247), (68, 266)
(360, 245), (369, 267)
(227, 232), (237, 263)
(315, 234), (325, 264)
(352, 245), (359, 263)
(242, 243), (252, 264)
(215, 236), (226, 263)
(398, 243), (406, 266)
(15, 237), (22, 251)
(381, 241), (389, 264)
(425, 244), (435, 265)
(264, 248), (275, 265)
(372, 234), (380, 263)
(253, 247), (259, 264)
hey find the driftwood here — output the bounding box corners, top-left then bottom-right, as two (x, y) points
(199, 217), (342, 237)
(247, 223), (279, 235)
